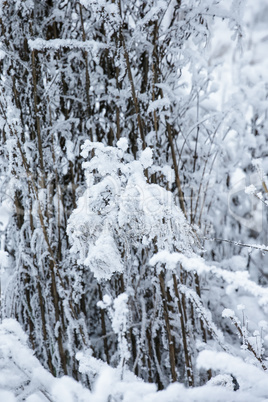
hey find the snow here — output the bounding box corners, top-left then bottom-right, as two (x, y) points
(0, 318), (91, 401)
(1, 317), (266, 401)
(245, 184), (257, 195)
(197, 350), (268, 400)
(207, 374), (236, 391)
(83, 230), (124, 281)
(0, 296), (267, 400)
(66, 140), (75, 163)
(117, 138), (128, 152)
(28, 39), (108, 53)
(150, 251), (268, 308)
(222, 308), (235, 318)
(1, 0), (268, 401)
(148, 97), (171, 113)
(139, 148), (153, 169)
(0, 205), (10, 231)
(68, 140), (194, 281)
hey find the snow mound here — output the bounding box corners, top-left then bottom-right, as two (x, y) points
(1, 319), (267, 401)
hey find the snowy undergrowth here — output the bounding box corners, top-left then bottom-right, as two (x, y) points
(1, 318), (267, 402)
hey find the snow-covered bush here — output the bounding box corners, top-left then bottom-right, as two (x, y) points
(68, 139), (194, 280)
(67, 139), (198, 384)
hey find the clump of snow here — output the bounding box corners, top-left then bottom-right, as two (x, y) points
(84, 230), (123, 281)
(139, 147), (153, 169)
(149, 249), (182, 270)
(245, 184), (257, 195)
(222, 308), (235, 318)
(117, 137), (128, 152)
(97, 294), (112, 309)
(207, 374), (236, 390)
(98, 293), (130, 366)
(66, 139), (75, 163)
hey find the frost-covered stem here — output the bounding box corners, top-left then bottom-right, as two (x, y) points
(158, 272), (177, 382)
(0, 101), (6, 144)
(262, 180), (268, 193)
(195, 119), (221, 225)
(203, 237), (268, 253)
(31, 49), (45, 189)
(67, 298), (87, 346)
(113, 0), (122, 141)
(13, 129), (72, 373)
(172, 273), (194, 386)
(130, 326), (138, 375)
(115, 73), (121, 140)
(98, 284), (110, 364)
(152, 21), (159, 142)
(57, 184), (62, 260)
(12, 133), (63, 372)
(194, 155), (209, 225)
(229, 316), (267, 371)
(11, 131), (49, 355)
(11, 75), (25, 140)
(79, 3), (93, 141)
(152, 68), (159, 137)
(14, 190), (24, 229)
(23, 270), (35, 351)
(69, 161), (77, 209)
(121, 32), (146, 151)
(27, 185), (47, 358)
(49, 114), (69, 251)
(146, 327), (153, 383)
(193, 273), (209, 346)
(181, 285), (228, 352)
(152, 330), (167, 389)
(198, 151), (218, 226)
(48, 260), (67, 374)
(37, 273), (53, 373)
(159, 86), (186, 216)
(167, 123), (186, 217)
(194, 274), (212, 379)
(191, 92), (200, 223)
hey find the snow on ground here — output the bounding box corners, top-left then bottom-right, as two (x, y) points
(0, 318), (267, 402)
(0, 319), (91, 402)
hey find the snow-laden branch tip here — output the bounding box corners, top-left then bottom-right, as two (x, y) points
(150, 251), (268, 307)
(203, 236), (268, 253)
(179, 284), (227, 351)
(28, 39), (109, 52)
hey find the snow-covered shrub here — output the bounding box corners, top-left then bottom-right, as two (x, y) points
(68, 139), (199, 384)
(68, 139), (194, 281)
